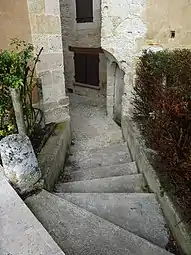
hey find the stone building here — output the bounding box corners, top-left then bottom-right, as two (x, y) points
(0, 0), (191, 124)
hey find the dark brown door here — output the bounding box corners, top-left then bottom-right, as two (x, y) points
(86, 54), (99, 86)
(74, 53), (86, 84)
(74, 53), (99, 87)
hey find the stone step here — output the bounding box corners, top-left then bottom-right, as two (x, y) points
(25, 190), (173, 255)
(56, 193), (170, 249)
(0, 170), (64, 255)
(61, 162), (138, 182)
(65, 143), (132, 171)
(55, 174), (145, 193)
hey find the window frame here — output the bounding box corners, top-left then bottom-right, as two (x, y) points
(75, 0), (93, 23)
(74, 52), (100, 88)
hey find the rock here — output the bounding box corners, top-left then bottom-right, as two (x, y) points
(0, 134), (42, 194)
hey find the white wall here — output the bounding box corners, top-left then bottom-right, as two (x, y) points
(101, 0), (147, 116)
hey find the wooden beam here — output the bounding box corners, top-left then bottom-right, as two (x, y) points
(69, 46), (103, 54)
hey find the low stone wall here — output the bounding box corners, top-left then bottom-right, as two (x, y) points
(38, 119), (71, 192)
(122, 116), (191, 255)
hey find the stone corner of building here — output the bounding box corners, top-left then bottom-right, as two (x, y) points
(43, 97), (70, 124)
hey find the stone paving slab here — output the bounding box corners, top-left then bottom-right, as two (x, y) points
(65, 143), (132, 171)
(55, 174), (145, 193)
(57, 193), (170, 248)
(61, 162), (138, 182)
(69, 93), (124, 152)
(0, 167), (65, 255)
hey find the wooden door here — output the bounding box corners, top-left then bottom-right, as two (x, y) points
(86, 54), (99, 86)
(74, 53), (99, 87)
(74, 53), (86, 84)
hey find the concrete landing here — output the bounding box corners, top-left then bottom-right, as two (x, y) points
(57, 193), (170, 248)
(25, 190), (173, 255)
(55, 174), (145, 193)
(69, 93), (123, 152)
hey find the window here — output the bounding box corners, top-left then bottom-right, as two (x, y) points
(76, 0), (93, 23)
(74, 53), (99, 87)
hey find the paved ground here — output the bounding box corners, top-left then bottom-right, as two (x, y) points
(68, 93), (123, 156)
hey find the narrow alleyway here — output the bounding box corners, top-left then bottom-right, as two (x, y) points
(62, 93), (124, 173)
(26, 94), (176, 255)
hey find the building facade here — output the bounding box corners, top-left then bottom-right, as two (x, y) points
(1, 0), (191, 124)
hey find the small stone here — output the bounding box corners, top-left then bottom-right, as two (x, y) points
(0, 134), (42, 194)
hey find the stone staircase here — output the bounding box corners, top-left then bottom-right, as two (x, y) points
(25, 94), (176, 255)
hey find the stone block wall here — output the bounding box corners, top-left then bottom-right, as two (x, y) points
(59, 0), (76, 91)
(27, 0), (69, 124)
(101, 0), (147, 118)
(101, 0), (191, 119)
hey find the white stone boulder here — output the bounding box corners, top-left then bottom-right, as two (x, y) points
(0, 134), (42, 194)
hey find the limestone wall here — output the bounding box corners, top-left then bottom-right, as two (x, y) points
(59, 0), (76, 90)
(27, 0), (69, 124)
(101, 0), (146, 117)
(0, 0), (31, 49)
(101, 0), (191, 118)
(145, 0), (191, 49)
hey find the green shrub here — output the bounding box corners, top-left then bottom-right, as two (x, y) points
(0, 39), (43, 138)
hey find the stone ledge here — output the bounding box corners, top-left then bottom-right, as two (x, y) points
(122, 116), (191, 255)
(38, 119), (71, 192)
(0, 167), (65, 255)
(43, 98), (70, 124)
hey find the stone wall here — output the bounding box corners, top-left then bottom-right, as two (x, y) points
(38, 120), (71, 192)
(59, 0), (76, 91)
(145, 0), (191, 49)
(27, 0), (69, 124)
(101, 0), (146, 117)
(0, 0), (31, 49)
(101, 0), (191, 119)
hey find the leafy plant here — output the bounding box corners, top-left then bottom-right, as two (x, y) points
(0, 39), (43, 138)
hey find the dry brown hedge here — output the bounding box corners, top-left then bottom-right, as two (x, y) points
(133, 49), (191, 220)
